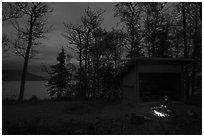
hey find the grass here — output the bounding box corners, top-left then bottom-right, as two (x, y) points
(2, 100), (202, 135)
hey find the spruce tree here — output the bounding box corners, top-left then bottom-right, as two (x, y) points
(46, 47), (72, 99)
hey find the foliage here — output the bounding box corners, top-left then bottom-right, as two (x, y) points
(46, 47), (72, 99)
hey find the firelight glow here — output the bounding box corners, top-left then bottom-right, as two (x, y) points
(152, 110), (170, 117)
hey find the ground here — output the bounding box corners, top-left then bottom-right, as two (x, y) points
(2, 100), (202, 135)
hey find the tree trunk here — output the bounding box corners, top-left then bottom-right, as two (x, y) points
(18, 57), (29, 103)
(79, 33), (82, 99)
(199, 3), (202, 21)
(182, 3), (188, 58)
(18, 15), (34, 103)
(131, 26), (135, 58)
(152, 14), (158, 57)
(146, 15), (151, 57)
(176, 37), (179, 57)
(96, 50), (99, 98)
(58, 88), (62, 99)
(83, 36), (88, 99)
(192, 3), (198, 96)
(181, 3), (190, 102)
(114, 43), (117, 74)
(188, 18), (192, 56)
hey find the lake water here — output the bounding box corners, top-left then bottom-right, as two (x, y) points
(2, 81), (50, 100)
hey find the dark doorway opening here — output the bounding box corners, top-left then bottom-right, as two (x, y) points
(139, 72), (181, 101)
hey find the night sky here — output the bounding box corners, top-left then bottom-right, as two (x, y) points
(2, 2), (120, 76)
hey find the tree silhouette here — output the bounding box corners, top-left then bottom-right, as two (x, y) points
(142, 2), (167, 57)
(174, 2), (202, 98)
(2, 3), (22, 58)
(46, 47), (72, 99)
(10, 2), (52, 103)
(181, 3), (188, 58)
(64, 6), (105, 98)
(63, 23), (84, 98)
(114, 2), (145, 58)
(2, 2), (21, 21)
(61, 2), (201, 100)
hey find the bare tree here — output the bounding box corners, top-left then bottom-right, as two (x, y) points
(64, 7), (105, 98)
(114, 2), (145, 58)
(63, 23), (84, 97)
(2, 2), (21, 21)
(191, 3), (201, 95)
(10, 2), (53, 103)
(82, 7), (105, 97)
(173, 2), (202, 101)
(143, 2), (167, 57)
(2, 3), (22, 57)
(181, 3), (188, 58)
(81, 6), (105, 88)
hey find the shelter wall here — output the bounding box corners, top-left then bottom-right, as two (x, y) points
(138, 61), (182, 72)
(121, 61), (185, 104)
(122, 65), (138, 104)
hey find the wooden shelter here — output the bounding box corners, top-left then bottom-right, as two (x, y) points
(120, 57), (193, 104)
